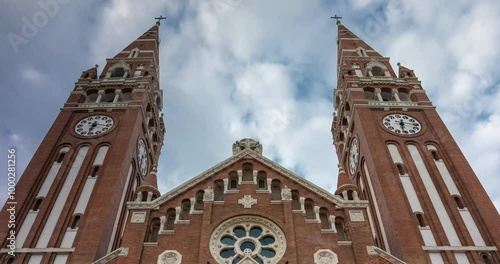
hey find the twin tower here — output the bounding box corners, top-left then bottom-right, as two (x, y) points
(0, 23), (498, 264)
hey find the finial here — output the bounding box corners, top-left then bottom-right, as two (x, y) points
(155, 15), (166, 26)
(397, 62), (401, 66)
(95, 64), (99, 68)
(331, 14), (342, 25)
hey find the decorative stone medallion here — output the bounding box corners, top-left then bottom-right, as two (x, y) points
(238, 195), (257, 209)
(130, 212), (146, 223)
(314, 249), (338, 264)
(158, 250), (182, 264)
(349, 210), (365, 222)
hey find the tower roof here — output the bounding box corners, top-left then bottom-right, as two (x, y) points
(112, 24), (160, 63)
(337, 24), (383, 65)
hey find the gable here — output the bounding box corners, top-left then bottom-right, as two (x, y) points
(128, 149), (368, 211)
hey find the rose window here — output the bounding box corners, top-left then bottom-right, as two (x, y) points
(210, 216), (286, 264)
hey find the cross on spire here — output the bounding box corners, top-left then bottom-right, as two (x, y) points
(155, 15), (166, 26)
(331, 14), (342, 25)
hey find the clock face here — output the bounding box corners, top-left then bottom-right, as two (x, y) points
(349, 137), (359, 176)
(382, 114), (422, 135)
(74, 115), (114, 137)
(137, 139), (148, 176)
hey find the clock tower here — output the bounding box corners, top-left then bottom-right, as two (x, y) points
(332, 24), (500, 263)
(0, 24), (165, 263)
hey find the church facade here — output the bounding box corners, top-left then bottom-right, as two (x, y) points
(0, 22), (499, 264)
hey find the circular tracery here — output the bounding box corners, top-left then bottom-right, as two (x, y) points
(210, 216), (286, 264)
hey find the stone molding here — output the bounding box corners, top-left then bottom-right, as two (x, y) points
(127, 149), (368, 210)
(313, 249), (338, 264)
(367, 246), (406, 264)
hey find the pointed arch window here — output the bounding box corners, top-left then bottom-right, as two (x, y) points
(371, 66), (385, 76)
(481, 253), (492, 264)
(431, 150), (440, 161)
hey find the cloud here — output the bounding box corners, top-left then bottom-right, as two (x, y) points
(1, 0), (499, 217)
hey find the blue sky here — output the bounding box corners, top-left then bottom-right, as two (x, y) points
(1, 0), (499, 213)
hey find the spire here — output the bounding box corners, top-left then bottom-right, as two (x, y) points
(336, 24), (383, 65)
(99, 24), (161, 79)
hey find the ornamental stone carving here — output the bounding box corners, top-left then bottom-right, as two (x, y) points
(281, 185), (292, 200)
(232, 138), (263, 155)
(314, 249), (338, 264)
(158, 250), (182, 264)
(203, 186), (214, 202)
(130, 212), (146, 223)
(238, 195), (257, 208)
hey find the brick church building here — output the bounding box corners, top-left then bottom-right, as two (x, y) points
(0, 21), (499, 263)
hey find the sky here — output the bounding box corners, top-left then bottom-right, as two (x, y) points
(1, 0), (499, 214)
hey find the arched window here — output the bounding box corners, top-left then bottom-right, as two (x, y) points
(56, 152), (65, 163)
(110, 67), (125, 78)
(304, 199), (314, 219)
(319, 208), (330, 229)
(371, 66), (385, 77)
(431, 150), (440, 161)
(380, 88), (392, 101)
(121, 88), (133, 101)
(229, 171), (238, 190)
(416, 213), (426, 227)
(101, 90), (115, 103)
(481, 253), (492, 264)
(347, 190), (354, 200)
(398, 89), (411, 101)
(85, 90), (98, 103)
(194, 190), (205, 210)
(165, 208), (176, 231)
(257, 171), (267, 189)
(91, 166), (99, 177)
(32, 198), (43, 211)
(71, 215), (81, 229)
(214, 180), (224, 201)
(454, 196), (465, 209)
(396, 164), (405, 175)
(242, 163), (253, 181)
(145, 217), (160, 242)
(291, 190), (301, 210)
(5, 257), (14, 264)
(180, 199), (191, 220)
(141, 191), (148, 202)
(271, 180), (281, 201)
(335, 218), (348, 241)
(363, 88), (375, 100)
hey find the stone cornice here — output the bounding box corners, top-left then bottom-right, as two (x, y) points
(93, 247), (129, 264)
(127, 149), (368, 210)
(422, 246), (497, 252)
(0, 248), (74, 253)
(367, 246), (406, 264)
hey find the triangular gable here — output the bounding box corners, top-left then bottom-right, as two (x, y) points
(127, 149), (368, 210)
